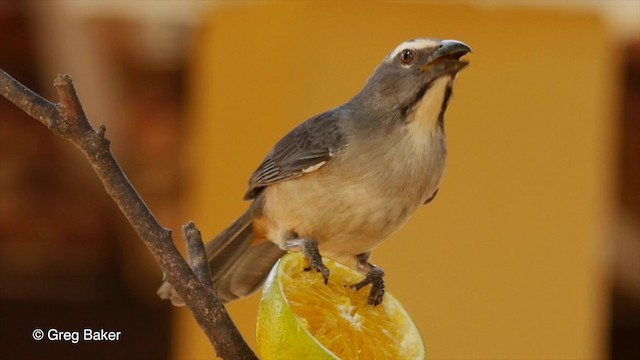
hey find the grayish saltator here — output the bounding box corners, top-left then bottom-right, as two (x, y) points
(159, 38), (471, 306)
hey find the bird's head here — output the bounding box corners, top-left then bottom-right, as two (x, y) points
(356, 38), (471, 116)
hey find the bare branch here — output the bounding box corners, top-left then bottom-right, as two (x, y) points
(0, 68), (257, 360)
(0, 68), (58, 127)
(183, 221), (214, 289)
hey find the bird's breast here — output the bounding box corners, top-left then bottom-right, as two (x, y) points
(261, 121), (446, 260)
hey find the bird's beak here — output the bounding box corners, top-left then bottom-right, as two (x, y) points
(421, 40), (472, 72)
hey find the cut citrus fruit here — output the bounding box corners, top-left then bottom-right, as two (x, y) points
(257, 252), (425, 359)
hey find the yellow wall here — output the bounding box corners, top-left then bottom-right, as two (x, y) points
(176, 2), (615, 359)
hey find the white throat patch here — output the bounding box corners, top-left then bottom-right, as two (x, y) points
(408, 76), (452, 132)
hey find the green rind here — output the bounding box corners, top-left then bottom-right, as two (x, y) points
(256, 253), (426, 360)
(257, 259), (338, 359)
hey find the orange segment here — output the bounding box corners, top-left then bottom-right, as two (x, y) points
(257, 252), (425, 359)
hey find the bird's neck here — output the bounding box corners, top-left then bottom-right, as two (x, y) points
(406, 76), (454, 134)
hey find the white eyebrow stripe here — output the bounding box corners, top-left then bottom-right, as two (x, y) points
(385, 38), (441, 63)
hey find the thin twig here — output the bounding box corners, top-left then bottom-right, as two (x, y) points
(183, 221), (214, 289)
(0, 69), (257, 360)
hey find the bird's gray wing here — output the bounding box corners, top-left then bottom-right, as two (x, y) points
(244, 111), (345, 200)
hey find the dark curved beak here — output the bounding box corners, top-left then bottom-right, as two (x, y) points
(434, 40), (472, 60)
(422, 39), (471, 73)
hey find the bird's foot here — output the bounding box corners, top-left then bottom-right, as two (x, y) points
(351, 256), (385, 306)
(284, 237), (330, 284)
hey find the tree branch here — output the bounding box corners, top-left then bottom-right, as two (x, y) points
(183, 221), (214, 289)
(0, 69), (257, 360)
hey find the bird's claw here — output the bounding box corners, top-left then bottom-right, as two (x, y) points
(351, 266), (385, 306)
(304, 260), (330, 285)
(285, 237), (330, 284)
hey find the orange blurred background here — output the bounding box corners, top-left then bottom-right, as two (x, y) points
(1, 1), (639, 359)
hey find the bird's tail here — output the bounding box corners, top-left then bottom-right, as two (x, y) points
(158, 208), (284, 305)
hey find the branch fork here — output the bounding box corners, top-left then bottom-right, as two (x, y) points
(0, 69), (257, 360)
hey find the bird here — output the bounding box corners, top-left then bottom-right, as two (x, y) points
(159, 38), (471, 306)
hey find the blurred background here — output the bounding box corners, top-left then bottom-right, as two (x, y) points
(0, 0), (638, 359)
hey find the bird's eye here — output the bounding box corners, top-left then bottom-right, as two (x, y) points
(399, 49), (416, 64)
